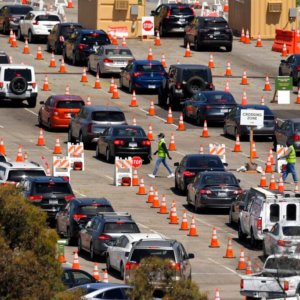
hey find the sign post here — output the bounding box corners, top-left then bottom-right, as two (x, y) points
(273, 76), (293, 104)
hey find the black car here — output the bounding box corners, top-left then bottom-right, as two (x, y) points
(279, 54), (300, 87)
(183, 91), (237, 125)
(184, 16), (233, 52)
(96, 125), (152, 163)
(19, 176), (75, 221)
(158, 64), (214, 109)
(56, 198), (114, 245)
(63, 29), (111, 65)
(174, 154), (225, 194)
(62, 267), (98, 289)
(0, 5), (33, 33)
(78, 212), (140, 260)
(47, 22), (83, 54)
(0, 51), (10, 64)
(151, 3), (195, 36)
(186, 171), (242, 212)
(223, 105), (275, 139)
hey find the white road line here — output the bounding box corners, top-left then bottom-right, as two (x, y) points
(208, 258), (241, 277)
(137, 222), (169, 237)
(192, 272), (237, 275)
(0, 125), (4, 128)
(73, 189), (87, 197)
(105, 175), (114, 180)
(24, 108), (38, 116)
(138, 108), (177, 128)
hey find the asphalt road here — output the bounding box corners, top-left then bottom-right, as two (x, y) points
(1, 1), (300, 299)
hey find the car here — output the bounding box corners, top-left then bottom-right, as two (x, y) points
(124, 239), (194, 286)
(0, 51), (10, 64)
(182, 91), (237, 125)
(62, 267), (98, 289)
(151, 3), (195, 36)
(18, 11), (61, 43)
(67, 283), (132, 299)
(38, 95), (85, 130)
(19, 176), (75, 221)
(158, 64), (214, 109)
(106, 233), (166, 279)
(184, 16), (233, 52)
(56, 197), (114, 245)
(0, 64), (38, 107)
(78, 212), (140, 260)
(274, 118), (300, 153)
(263, 221), (300, 257)
(63, 29), (111, 66)
(0, 4), (33, 34)
(228, 190), (247, 225)
(68, 105), (127, 146)
(96, 125), (152, 163)
(47, 22), (83, 54)
(119, 60), (167, 94)
(174, 154), (225, 194)
(0, 161), (46, 184)
(88, 45), (135, 76)
(279, 54), (300, 87)
(223, 104), (276, 139)
(186, 171), (242, 212)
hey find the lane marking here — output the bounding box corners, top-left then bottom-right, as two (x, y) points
(137, 222), (168, 236)
(73, 189), (87, 197)
(24, 108), (38, 116)
(0, 125), (4, 128)
(208, 258), (241, 277)
(105, 175), (113, 180)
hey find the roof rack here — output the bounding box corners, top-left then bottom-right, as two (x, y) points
(97, 212), (131, 218)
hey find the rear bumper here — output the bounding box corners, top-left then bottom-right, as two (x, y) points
(0, 91), (38, 100)
(51, 117), (72, 128)
(134, 80), (164, 91)
(241, 290), (287, 299)
(102, 64), (127, 74)
(199, 197), (234, 209)
(198, 40), (232, 47)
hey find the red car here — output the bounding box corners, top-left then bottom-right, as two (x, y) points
(38, 95), (85, 130)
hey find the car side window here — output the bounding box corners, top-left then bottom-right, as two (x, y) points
(115, 236), (124, 247)
(180, 157), (187, 167)
(270, 223), (279, 235)
(45, 97), (51, 106)
(287, 56), (294, 63)
(270, 204), (280, 222)
(25, 13), (31, 20)
(96, 288), (126, 299)
(72, 270), (93, 285)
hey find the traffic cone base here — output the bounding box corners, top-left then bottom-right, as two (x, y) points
(180, 210), (189, 231)
(201, 120), (209, 138)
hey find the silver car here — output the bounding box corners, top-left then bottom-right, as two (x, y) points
(263, 221), (300, 257)
(87, 45), (135, 75)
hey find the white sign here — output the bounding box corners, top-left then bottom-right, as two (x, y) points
(142, 17), (154, 36)
(278, 90), (290, 104)
(240, 109), (264, 127)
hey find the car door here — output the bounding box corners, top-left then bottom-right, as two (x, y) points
(71, 107), (86, 138)
(20, 11), (31, 34)
(188, 173), (201, 205)
(231, 192), (246, 223)
(264, 223), (280, 255)
(65, 31), (77, 59)
(152, 5), (163, 29)
(41, 96), (53, 124)
(241, 191), (255, 234)
(122, 62), (134, 88)
(178, 244), (191, 279)
(48, 24), (58, 49)
(81, 219), (94, 250)
(98, 127), (110, 156)
(110, 236), (127, 270)
(58, 203), (70, 235)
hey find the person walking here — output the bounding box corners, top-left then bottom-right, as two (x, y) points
(148, 133), (174, 178)
(280, 141), (298, 184)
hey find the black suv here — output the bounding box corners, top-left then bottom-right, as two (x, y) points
(184, 16), (233, 52)
(56, 197), (114, 245)
(78, 212), (140, 260)
(158, 64), (214, 109)
(151, 4), (195, 36)
(19, 176), (75, 221)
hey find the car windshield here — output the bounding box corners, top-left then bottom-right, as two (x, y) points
(171, 7), (193, 15)
(136, 64), (164, 73)
(56, 101), (84, 109)
(282, 226), (300, 236)
(92, 111), (125, 122)
(265, 257), (300, 272)
(7, 170), (45, 182)
(131, 249), (175, 263)
(4, 69), (32, 81)
(202, 174), (238, 185)
(80, 33), (110, 45)
(103, 222), (140, 233)
(204, 20), (228, 28)
(78, 205), (113, 215)
(113, 127), (146, 137)
(186, 156), (223, 169)
(33, 182), (72, 194)
(105, 49), (132, 56)
(36, 15), (60, 21)
(10, 7), (32, 14)
(61, 25), (82, 37)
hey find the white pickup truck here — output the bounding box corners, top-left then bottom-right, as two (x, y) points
(240, 254), (300, 300)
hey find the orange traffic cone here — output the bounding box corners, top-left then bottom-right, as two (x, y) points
(80, 67), (88, 82)
(265, 155), (273, 173)
(261, 96), (265, 105)
(256, 34), (263, 47)
(236, 248), (247, 270)
(0, 138), (6, 156)
(184, 43), (191, 57)
(269, 148), (275, 165)
(166, 107), (173, 124)
(168, 201), (175, 220)
(72, 250), (80, 269)
(199, 144), (204, 154)
(147, 47), (153, 60)
(176, 113), (185, 131)
(233, 134), (241, 152)
(278, 174), (285, 193)
(240, 28), (245, 42)
(209, 227), (220, 248)
(49, 52), (56, 67)
(225, 61), (232, 76)
(161, 53), (167, 68)
(154, 31), (161, 46)
(53, 138), (62, 154)
(147, 185), (154, 203)
(59, 58), (66, 73)
(93, 263), (101, 281)
(148, 100), (155, 116)
(129, 90), (138, 107)
(269, 173), (277, 190)
(16, 145), (24, 162)
(58, 248), (66, 263)
(241, 70), (248, 85)
(208, 53), (215, 68)
(42, 75), (50, 91)
(11, 33), (17, 48)
(169, 205), (179, 224)
(259, 172), (267, 187)
(132, 169), (139, 186)
(281, 43), (288, 57)
(36, 128), (45, 146)
(94, 73), (101, 89)
(241, 90), (248, 105)
(187, 215), (198, 236)
(180, 210), (189, 231)
(8, 29), (14, 44)
(151, 190), (160, 208)
(244, 29), (251, 44)
(136, 177), (147, 195)
(102, 269), (109, 283)
(158, 194), (168, 214)
(147, 124), (154, 141)
(246, 257), (253, 275)
(223, 0), (229, 12)
(109, 78), (115, 93)
(35, 46), (43, 60)
(264, 76), (271, 91)
(201, 120), (209, 137)
(168, 133), (176, 151)
(224, 81), (230, 92)
(67, 0), (74, 8)
(253, 143), (259, 158)
(296, 88), (300, 104)
(65, 84), (70, 96)
(223, 237), (235, 258)
(112, 35), (118, 45)
(86, 96), (92, 106)
(111, 84), (120, 99)
(121, 36), (127, 47)
(23, 38), (30, 54)
(295, 183), (299, 193)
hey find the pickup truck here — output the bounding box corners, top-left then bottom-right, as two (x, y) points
(240, 254), (300, 300)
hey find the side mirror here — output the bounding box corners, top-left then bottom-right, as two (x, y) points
(125, 251), (130, 257)
(238, 179), (241, 183)
(263, 229), (269, 233)
(174, 162), (179, 167)
(120, 67), (125, 71)
(39, 101), (45, 105)
(280, 60), (286, 63)
(188, 253), (195, 259)
(223, 162), (228, 167)
(86, 220), (92, 228)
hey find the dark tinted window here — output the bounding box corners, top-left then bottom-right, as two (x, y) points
(204, 21), (228, 28)
(7, 170), (45, 182)
(9, 6), (32, 14)
(171, 7), (193, 15)
(113, 127), (146, 137)
(36, 15), (60, 21)
(80, 33), (110, 45)
(92, 111), (125, 122)
(283, 226), (300, 236)
(61, 25), (82, 37)
(56, 101), (84, 109)
(4, 69), (32, 81)
(131, 249), (175, 263)
(206, 93), (236, 104)
(0, 55), (9, 64)
(270, 204), (280, 222)
(287, 204), (297, 221)
(105, 49), (132, 56)
(103, 222), (140, 233)
(33, 182), (72, 194)
(101, 288), (126, 299)
(78, 205), (113, 215)
(136, 64), (165, 72)
(186, 156), (224, 169)
(202, 174), (238, 185)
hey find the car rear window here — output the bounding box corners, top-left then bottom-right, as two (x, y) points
(4, 68), (32, 81)
(204, 21), (229, 28)
(171, 7), (193, 15)
(105, 49), (132, 56)
(33, 182), (72, 194)
(182, 69), (212, 81)
(56, 101), (85, 109)
(10, 6), (33, 14)
(282, 226), (300, 236)
(206, 93), (236, 104)
(36, 15), (60, 22)
(202, 174), (238, 185)
(0, 55), (9, 64)
(265, 257), (300, 271)
(113, 127), (146, 137)
(136, 64), (165, 73)
(7, 170), (45, 182)
(80, 33), (110, 45)
(131, 249), (175, 263)
(78, 205), (114, 215)
(186, 156), (224, 169)
(103, 222), (140, 233)
(92, 111), (125, 122)
(61, 25), (82, 37)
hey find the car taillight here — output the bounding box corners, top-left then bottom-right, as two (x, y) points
(125, 261), (139, 270)
(31, 82), (36, 88)
(72, 214), (87, 222)
(0, 82), (4, 88)
(170, 262), (181, 271)
(32, 20), (39, 25)
(133, 72), (144, 77)
(166, 8), (171, 18)
(73, 161), (83, 170)
(297, 66), (300, 71)
(293, 134), (300, 141)
(183, 171), (195, 177)
(200, 189), (212, 195)
(103, 58), (113, 63)
(114, 139), (125, 146)
(142, 140), (151, 146)
(191, 8), (195, 16)
(256, 218), (262, 231)
(62, 176), (69, 182)
(175, 83), (181, 89)
(209, 83), (215, 90)
(205, 105), (212, 109)
(87, 123), (93, 133)
(64, 195), (75, 201)
(78, 43), (87, 50)
(98, 234), (112, 240)
(234, 189), (243, 195)
(284, 280), (289, 291)
(240, 279), (244, 289)
(59, 35), (65, 42)
(28, 195), (43, 201)
(277, 240), (292, 247)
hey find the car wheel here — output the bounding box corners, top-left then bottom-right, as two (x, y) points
(47, 118), (52, 130)
(46, 41), (51, 52)
(72, 53), (77, 66)
(63, 48), (67, 60)
(159, 24), (165, 37)
(196, 112), (202, 126)
(28, 31), (34, 43)
(27, 97), (37, 108)
(169, 93), (178, 110)
(10, 77), (28, 95)
(68, 128), (75, 143)
(278, 67), (283, 76)
(106, 254), (111, 271)
(67, 228), (74, 246)
(106, 148), (112, 163)
(175, 178), (179, 190)
(78, 132), (83, 143)
(17, 28), (23, 41)
(120, 262), (125, 280)
(226, 45), (232, 52)
(238, 222), (247, 242)
(2, 23), (8, 34)
(194, 197), (201, 213)
(96, 145), (101, 159)
(223, 125), (228, 136)
(38, 113), (43, 127)
(87, 60), (92, 73)
(228, 210), (234, 225)
(250, 230), (259, 249)
(90, 243), (97, 261)
(186, 76), (205, 95)
(194, 37), (200, 51)
(158, 88), (167, 107)
(54, 42), (60, 54)
(186, 194), (192, 206)
(128, 81), (134, 94)
(97, 65), (102, 77)
(183, 37), (188, 48)
(119, 77), (124, 90)
(78, 237), (83, 254)
(262, 242), (268, 258)
(182, 108), (189, 121)
(273, 138), (277, 151)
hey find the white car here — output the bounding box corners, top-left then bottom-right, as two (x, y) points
(106, 233), (166, 279)
(18, 11), (61, 43)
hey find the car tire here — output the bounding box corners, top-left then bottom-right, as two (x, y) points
(175, 178), (179, 190)
(128, 81), (134, 94)
(183, 37), (188, 48)
(72, 53), (77, 66)
(47, 118), (52, 130)
(180, 182), (187, 195)
(78, 237), (83, 254)
(273, 138), (277, 151)
(182, 108), (189, 121)
(46, 41), (51, 52)
(63, 48), (67, 61)
(2, 23), (8, 35)
(106, 148), (112, 163)
(223, 125), (228, 136)
(228, 211), (233, 225)
(262, 242), (268, 258)
(106, 254), (111, 271)
(159, 24), (165, 37)
(186, 194), (192, 206)
(158, 88), (167, 107)
(27, 96), (37, 108)
(10, 77), (28, 95)
(54, 42), (60, 55)
(226, 45), (232, 52)
(250, 230), (259, 249)
(194, 37), (200, 51)
(120, 262), (125, 280)
(97, 65), (102, 77)
(17, 28), (23, 41)
(38, 113), (43, 127)
(278, 67), (283, 76)
(169, 93), (179, 110)
(238, 222), (247, 242)
(67, 228), (74, 246)
(68, 128), (75, 143)
(196, 112), (203, 126)
(96, 145), (101, 159)
(90, 243), (97, 261)
(119, 77), (124, 90)
(194, 197), (201, 213)
(186, 76), (205, 95)
(87, 60), (92, 73)
(28, 31), (34, 43)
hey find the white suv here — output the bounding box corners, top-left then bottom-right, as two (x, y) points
(0, 161), (46, 184)
(18, 11), (61, 43)
(0, 64), (38, 107)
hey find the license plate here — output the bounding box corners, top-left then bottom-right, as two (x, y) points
(214, 31), (220, 35)
(218, 192), (227, 197)
(148, 85), (156, 89)
(49, 200), (58, 205)
(179, 18), (185, 22)
(115, 61), (125, 65)
(129, 142), (137, 147)
(221, 109), (228, 113)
